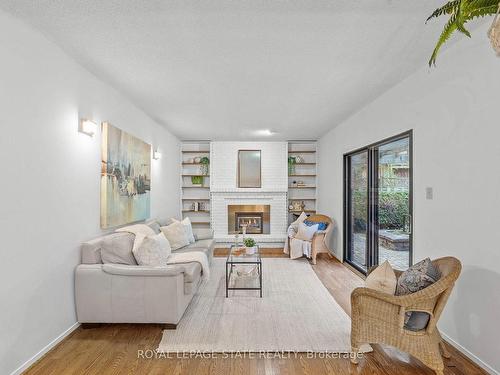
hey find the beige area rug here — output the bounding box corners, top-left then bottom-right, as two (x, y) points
(158, 258), (371, 353)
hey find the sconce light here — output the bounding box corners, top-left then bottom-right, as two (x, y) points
(79, 119), (97, 137)
(153, 149), (162, 160)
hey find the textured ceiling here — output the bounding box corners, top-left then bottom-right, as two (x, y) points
(1, 1), (452, 140)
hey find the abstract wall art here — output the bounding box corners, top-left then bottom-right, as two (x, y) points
(100, 122), (151, 228)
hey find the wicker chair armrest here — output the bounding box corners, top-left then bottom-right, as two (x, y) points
(351, 287), (414, 307)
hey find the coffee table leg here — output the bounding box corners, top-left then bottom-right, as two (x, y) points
(259, 262), (262, 298)
(225, 262), (228, 298)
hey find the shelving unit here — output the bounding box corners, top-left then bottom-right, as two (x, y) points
(287, 141), (317, 223)
(181, 142), (211, 227)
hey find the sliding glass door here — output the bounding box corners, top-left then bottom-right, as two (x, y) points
(344, 131), (412, 273)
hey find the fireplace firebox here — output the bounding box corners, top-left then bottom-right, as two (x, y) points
(227, 204), (270, 235)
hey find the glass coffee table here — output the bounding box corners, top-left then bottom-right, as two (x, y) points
(226, 245), (262, 298)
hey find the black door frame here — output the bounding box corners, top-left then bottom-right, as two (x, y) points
(343, 130), (413, 274)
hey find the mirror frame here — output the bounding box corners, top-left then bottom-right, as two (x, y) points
(238, 150), (262, 188)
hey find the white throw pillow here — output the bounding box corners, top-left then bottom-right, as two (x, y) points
(292, 212), (308, 226)
(295, 222), (319, 241)
(365, 260), (397, 295)
(161, 221), (190, 250)
(133, 233), (171, 267)
(172, 217), (195, 244)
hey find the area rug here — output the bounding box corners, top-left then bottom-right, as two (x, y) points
(158, 258), (371, 353)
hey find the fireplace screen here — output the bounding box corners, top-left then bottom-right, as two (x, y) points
(227, 204), (270, 235)
(235, 212), (263, 234)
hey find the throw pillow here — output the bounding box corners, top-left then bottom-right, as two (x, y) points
(101, 232), (137, 265)
(172, 217), (195, 244)
(291, 212), (308, 226)
(396, 258), (442, 331)
(133, 233), (171, 266)
(145, 219), (161, 234)
(160, 221), (190, 250)
(396, 258), (441, 295)
(295, 222), (319, 241)
(304, 220), (328, 231)
(365, 260), (397, 295)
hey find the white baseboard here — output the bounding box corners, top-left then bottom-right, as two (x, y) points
(441, 332), (498, 375)
(10, 322), (80, 375)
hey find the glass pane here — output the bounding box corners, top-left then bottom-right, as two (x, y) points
(349, 151), (368, 271)
(238, 150), (261, 187)
(377, 137), (410, 270)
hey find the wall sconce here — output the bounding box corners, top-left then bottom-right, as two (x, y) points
(79, 119), (97, 137)
(153, 149), (162, 160)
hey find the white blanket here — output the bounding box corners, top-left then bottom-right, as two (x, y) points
(168, 251), (210, 281)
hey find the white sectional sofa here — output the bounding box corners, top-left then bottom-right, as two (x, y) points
(75, 219), (214, 328)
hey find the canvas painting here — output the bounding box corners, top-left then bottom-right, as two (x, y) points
(100, 122), (151, 228)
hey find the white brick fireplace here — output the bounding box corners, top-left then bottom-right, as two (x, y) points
(210, 141), (288, 245)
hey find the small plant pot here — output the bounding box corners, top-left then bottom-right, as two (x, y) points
(245, 246), (256, 255)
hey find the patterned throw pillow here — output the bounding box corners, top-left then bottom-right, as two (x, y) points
(295, 222), (319, 241)
(365, 260), (397, 295)
(304, 220), (328, 231)
(396, 258), (441, 295)
(396, 258), (441, 331)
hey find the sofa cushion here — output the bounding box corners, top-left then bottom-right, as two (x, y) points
(173, 239), (214, 264)
(161, 222), (190, 250)
(172, 217), (196, 244)
(133, 233), (171, 266)
(101, 233), (136, 265)
(179, 262), (202, 283)
(145, 219), (161, 234)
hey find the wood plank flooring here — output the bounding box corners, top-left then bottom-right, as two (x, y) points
(23, 253), (487, 375)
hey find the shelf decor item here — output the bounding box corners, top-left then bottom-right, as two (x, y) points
(191, 175), (203, 186)
(288, 156), (296, 175)
(200, 156), (210, 176)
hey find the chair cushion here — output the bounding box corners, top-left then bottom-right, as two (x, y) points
(101, 233), (137, 265)
(365, 260), (397, 295)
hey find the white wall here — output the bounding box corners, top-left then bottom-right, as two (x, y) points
(318, 23), (500, 374)
(0, 10), (180, 375)
(210, 142), (288, 192)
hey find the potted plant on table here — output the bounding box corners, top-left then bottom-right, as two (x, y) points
(243, 237), (257, 255)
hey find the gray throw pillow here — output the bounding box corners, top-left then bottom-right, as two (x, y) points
(145, 219), (161, 234)
(101, 232), (137, 265)
(396, 258), (441, 331)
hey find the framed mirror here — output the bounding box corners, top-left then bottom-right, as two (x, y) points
(238, 150), (261, 188)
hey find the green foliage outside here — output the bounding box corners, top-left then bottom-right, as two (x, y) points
(352, 191), (409, 231)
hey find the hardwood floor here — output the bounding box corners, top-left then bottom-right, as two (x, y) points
(24, 254), (486, 375)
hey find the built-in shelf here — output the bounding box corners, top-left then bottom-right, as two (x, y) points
(182, 210), (210, 213)
(288, 150), (316, 154)
(289, 186), (316, 189)
(182, 198), (210, 201)
(289, 174), (316, 177)
(294, 163), (316, 165)
(182, 174), (210, 177)
(182, 186), (210, 189)
(182, 162), (203, 165)
(289, 210), (316, 214)
(182, 150), (209, 154)
(289, 198), (316, 201)
(191, 222), (210, 225)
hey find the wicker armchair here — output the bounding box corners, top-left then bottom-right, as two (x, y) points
(350, 257), (462, 375)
